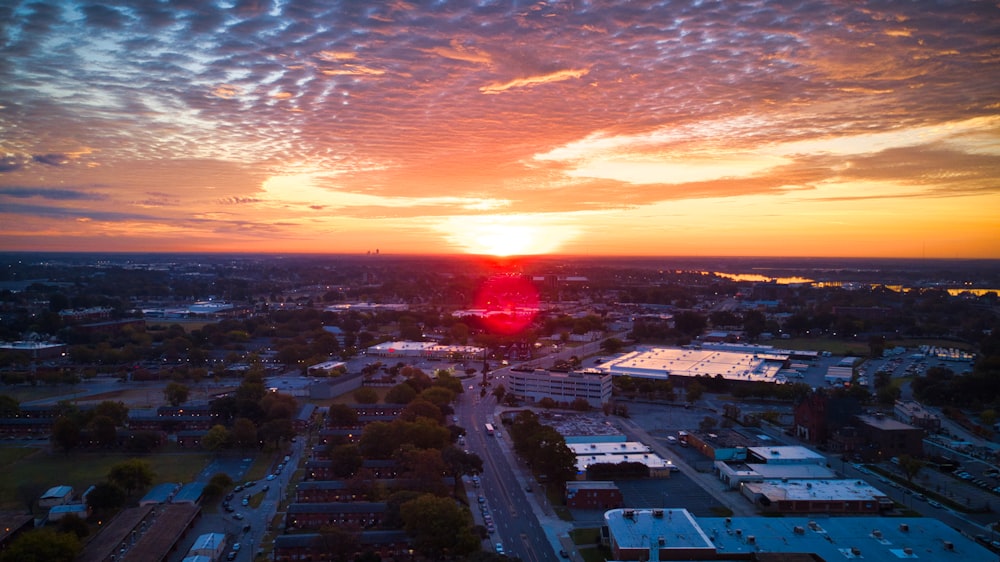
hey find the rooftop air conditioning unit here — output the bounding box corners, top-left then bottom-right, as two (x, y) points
(652, 509), (664, 518)
(872, 530), (882, 539)
(747, 536), (756, 544)
(658, 536), (665, 546)
(944, 541), (954, 551)
(899, 523), (909, 532)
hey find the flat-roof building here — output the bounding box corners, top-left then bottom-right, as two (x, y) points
(603, 509), (992, 561)
(740, 478), (891, 514)
(746, 445), (826, 465)
(604, 508), (716, 560)
(595, 346), (785, 384)
(715, 462), (838, 489)
(508, 368), (612, 407)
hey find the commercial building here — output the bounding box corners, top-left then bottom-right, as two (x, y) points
(739, 478), (891, 514)
(594, 346), (785, 384)
(565, 481), (624, 510)
(715, 462), (838, 489)
(894, 399), (941, 432)
(746, 445), (826, 466)
(569, 441), (677, 478)
(849, 413), (925, 462)
(365, 341), (484, 360)
(507, 368), (613, 408)
(604, 508), (995, 561)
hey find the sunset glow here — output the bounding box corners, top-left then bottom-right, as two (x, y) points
(1, 1), (998, 257)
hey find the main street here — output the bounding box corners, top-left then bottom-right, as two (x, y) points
(456, 373), (568, 562)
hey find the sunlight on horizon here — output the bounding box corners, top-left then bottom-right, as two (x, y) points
(437, 215), (582, 256)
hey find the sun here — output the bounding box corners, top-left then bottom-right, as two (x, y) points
(437, 214), (580, 256)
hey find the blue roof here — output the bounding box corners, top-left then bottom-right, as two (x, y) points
(172, 482), (205, 503)
(140, 482), (180, 504)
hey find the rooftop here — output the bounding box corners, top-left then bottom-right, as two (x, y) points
(598, 346), (784, 383)
(747, 446), (826, 463)
(743, 479), (887, 501)
(857, 414), (920, 431)
(604, 508), (715, 552)
(700, 516), (992, 561)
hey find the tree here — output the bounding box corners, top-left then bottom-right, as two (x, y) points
(231, 417), (259, 451)
(107, 458), (154, 496)
(92, 400), (129, 426)
(686, 381), (705, 403)
(202, 424), (231, 451)
(385, 382), (417, 404)
(352, 387), (379, 404)
(698, 416), (718, 432)
(51, 416), (80, 454)
(163, 382), (190, 407)
(600, 337), (624, 354)
(898, 454), (925, 483)
(329, 444), (364, 478)
(0, 528), (81, 562)
(56, 513), (89, 539)
(400, 494), (480, 558)
(89, 415), (118, 448)
(327, 404), (359, 427)
(15, 482), (47, 516)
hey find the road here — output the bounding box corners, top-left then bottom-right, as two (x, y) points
(456, 374), (566, 562)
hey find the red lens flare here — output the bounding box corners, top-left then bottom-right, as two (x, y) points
(473, 275), (540, 335)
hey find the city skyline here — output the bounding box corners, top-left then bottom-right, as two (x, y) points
(1, 1), (998, 258)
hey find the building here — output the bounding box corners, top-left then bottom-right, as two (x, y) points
(187, 533), (226, 560)
(850, 413), (925, 462)
(698, 515), (991, 561)
(48, 503), (90, 521)
(715, 462), (838, 489)
(38, 485), (74, 507)
(285, 502), (387, 531)
(565, 481), (624, 510)
(792, 390), (862, 444)
(894, 399), (941, 432)
(746, 446), (826, 466)
(595, 346), (786, 384)
(508, 368), (612, 407)
(740, 479), (892, 514)
(685, 429), (762, 461)
(365, 341), (484, 360)
(604, 508), (716, 561)
(273, 530), (411, 561)
(569, 441), (678, 478)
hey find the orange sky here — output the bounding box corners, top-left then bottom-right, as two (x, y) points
(1, 1), (998, 258)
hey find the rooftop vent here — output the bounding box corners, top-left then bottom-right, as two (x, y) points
(652, 509), (664, 518)
(808, 521), (818, 530)
(747, 536), (756, 544)
(851, 547), (861, 556)
(623, 509), (635, 519)
(903, 547), (913, 555)
(658, 536), (665, 546)
(725, 517), (732, 526)
(793, 526), (805, 535)
(735, 529), (742, 536)
(899, 523), (909, 532)
(944, 541), (954, 551)
(872, 530), (882, 539)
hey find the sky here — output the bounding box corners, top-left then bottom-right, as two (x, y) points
(1, 0), (998, 258)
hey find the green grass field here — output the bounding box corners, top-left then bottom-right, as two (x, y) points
(0, 444), (213, 510)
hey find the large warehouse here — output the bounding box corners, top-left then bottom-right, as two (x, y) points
(594, 346), (786, 383)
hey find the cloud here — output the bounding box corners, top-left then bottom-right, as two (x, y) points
(480, 68), (589, 94)
(0, 187), (107, 201)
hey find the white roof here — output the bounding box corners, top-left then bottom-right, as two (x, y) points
(743, 479), (887, 501)
(598, 346), (784, 382)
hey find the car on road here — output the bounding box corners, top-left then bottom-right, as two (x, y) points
(927, 500), (943, 508)
(495, 543), (504, 555)
(244, 481), (255, 487)
(241, 498), (249, 506)
(226, 551), (236, 561)
(559, 550), (570, 558)
(266, 474), (276, 480)
(233, 512), (244, 520)
(478, 495), (486, 504)
(232, 543), (241, 551)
